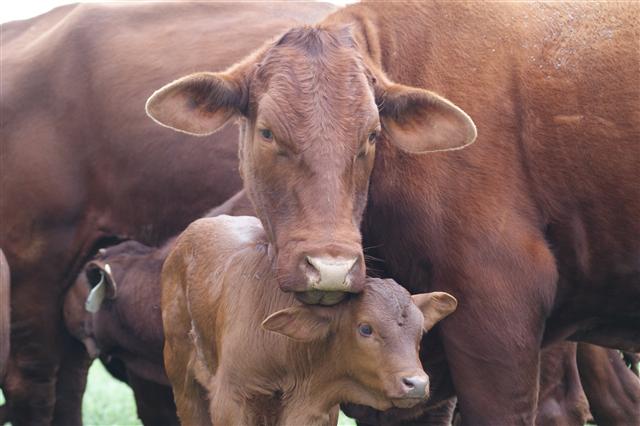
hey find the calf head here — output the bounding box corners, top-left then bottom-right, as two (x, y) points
(146, 26), (476, 303)
(64, 241), (152, 355)
(262, 278), (458, 410)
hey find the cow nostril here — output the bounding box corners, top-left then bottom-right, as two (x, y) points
(402, 377), (416, 389)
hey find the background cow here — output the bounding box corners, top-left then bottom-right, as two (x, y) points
(0, 2), (335, 424)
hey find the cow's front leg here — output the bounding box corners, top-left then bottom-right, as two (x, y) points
(4, 292), (65, 426)
(51, 333), (92, 426)
(438, 234), (557, 425)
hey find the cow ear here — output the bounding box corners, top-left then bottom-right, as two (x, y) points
(145, 71), (247, 136)
(378, 83), (477, 153)
(262, 306), (331, 342)
(411, 292), (458, 332)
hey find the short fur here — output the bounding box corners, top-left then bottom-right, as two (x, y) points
(161, 216), (447, 426)
(0, 3), (335, 423)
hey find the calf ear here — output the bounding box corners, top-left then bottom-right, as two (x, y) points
(378, 83), (477, 153)
(262, 306), (331, 342)
(145, 71), (246, 136)
(85, 261), (118, 298)
(411, 292), (458, 332)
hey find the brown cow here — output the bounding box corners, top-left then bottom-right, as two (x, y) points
(161, 215), (458, 425)
(147, 2), (639, 423)
(0, 2), (335, 423)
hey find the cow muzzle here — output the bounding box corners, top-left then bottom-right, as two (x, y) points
(305, 255), (357, 291)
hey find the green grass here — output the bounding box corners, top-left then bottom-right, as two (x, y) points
(0, 362), (355, 425)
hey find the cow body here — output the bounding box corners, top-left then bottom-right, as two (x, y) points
(0, 3), (335, 423)
(326, 2), (639, 423)
(161, 215), (453, 426)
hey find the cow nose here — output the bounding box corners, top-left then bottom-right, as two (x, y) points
(304, 256), (358, 292)
(401, 375), (429, 399)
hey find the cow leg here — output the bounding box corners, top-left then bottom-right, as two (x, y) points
(51, 332), (92, 426)
(576, 343), (640, 426)
(437, 235), (557, 425)
(4, 287), (66, 426)
(535, 342), (589, 426)
(127, 371), (179, 426)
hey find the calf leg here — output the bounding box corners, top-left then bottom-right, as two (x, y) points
(127, 371), (179, 426)
(437, 235), (557, 425)
(577, 343), (640, 426)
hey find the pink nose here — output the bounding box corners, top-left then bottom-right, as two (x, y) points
(400, 375), (429, 399)
(304, 255), (358, 292)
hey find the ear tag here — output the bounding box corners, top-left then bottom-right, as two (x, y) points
(85, 272), (106, 313)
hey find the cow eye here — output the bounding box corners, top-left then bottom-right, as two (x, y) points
(358, 323), (373, 337)
(367, 130), (379, 144)
(259, 128), (273, 142)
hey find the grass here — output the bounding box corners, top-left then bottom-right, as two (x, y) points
(1, 362), (355, 425)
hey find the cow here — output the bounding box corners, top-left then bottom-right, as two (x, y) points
(161, 215), (458, 425)
(146, 2), (640, 424)
(0, 2), (336, 423)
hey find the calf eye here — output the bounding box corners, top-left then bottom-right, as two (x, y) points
(259, 128), (273, 142)
(358, 323), (373, 337)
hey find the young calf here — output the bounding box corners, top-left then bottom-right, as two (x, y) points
(161, 215), (458, 426)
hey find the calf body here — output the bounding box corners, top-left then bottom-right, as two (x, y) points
(161, 216), (456, 425)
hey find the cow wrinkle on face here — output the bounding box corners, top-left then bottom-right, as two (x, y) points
(85, 273), (106, 313)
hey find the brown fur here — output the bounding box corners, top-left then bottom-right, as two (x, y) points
(148, 2), (639, 424)
(0, 249), (9, 385)
(161, 216), (456, 426)
(0, 3), (335, 423)
(577, 344), (640, 426)
(60, 194), (254, 425)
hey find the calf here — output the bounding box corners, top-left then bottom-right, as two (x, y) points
(161, 215), (457, 425)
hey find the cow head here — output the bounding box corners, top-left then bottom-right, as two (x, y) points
(262, 278), (458, 409)
(146, 26), (476, 303)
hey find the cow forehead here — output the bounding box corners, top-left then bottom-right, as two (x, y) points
(252, 31), (377, 141)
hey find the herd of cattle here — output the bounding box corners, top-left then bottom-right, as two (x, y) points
(1, 1), (639, 425)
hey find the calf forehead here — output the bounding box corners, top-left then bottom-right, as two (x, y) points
(359, 278), (417, 323)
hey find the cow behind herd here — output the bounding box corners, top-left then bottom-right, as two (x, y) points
(1, 1), (639, 426)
